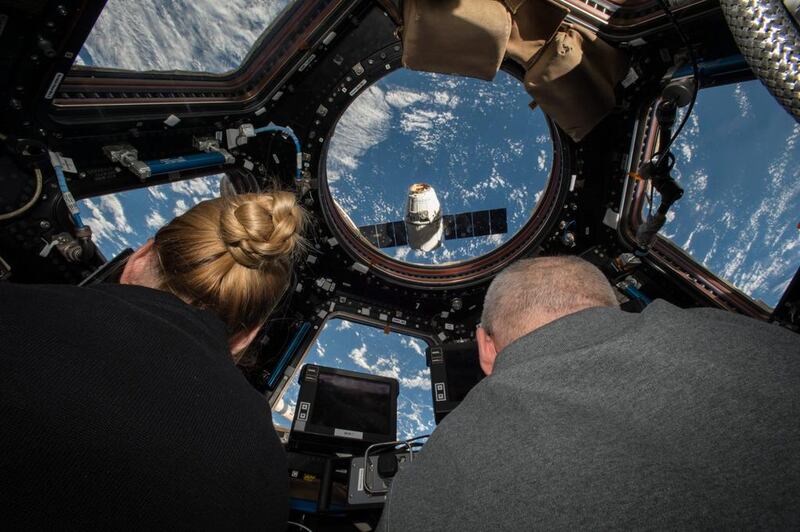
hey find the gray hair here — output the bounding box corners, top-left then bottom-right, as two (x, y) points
(481, 256), (618, 348)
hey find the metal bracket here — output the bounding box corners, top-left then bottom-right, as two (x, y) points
(194, 137), (235, 164)
(225, 123), (256, 149)
(103, 144), (150, 180)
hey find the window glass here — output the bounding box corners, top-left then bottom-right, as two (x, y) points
(327, 69), (552, 265)
(75, 0), (296, 73)
(648, 80), (799, 308)
(272, 319), (436, 440)
(78, 175), (221, 258)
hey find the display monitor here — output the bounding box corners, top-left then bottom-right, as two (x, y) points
(288, 364), (399, 453)
(428, 341), (485, 423)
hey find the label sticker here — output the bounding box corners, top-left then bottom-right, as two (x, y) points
(434, 382), (447, 402)
(44, 72), (64, 100)
(298, 53), (317, 72)
(349, 79), (367, 96)
(298, 401), (310, 421)
(334, 428), (364, 440)
(357, 467), (365, 492)
(60, 156), (77, 174)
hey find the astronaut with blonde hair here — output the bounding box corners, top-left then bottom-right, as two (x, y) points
(1, 190), (307, 530)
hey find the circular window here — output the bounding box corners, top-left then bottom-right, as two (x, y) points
(325, 69), (553, 266)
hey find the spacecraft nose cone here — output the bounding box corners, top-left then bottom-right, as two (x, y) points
(405, 183), (443, 252)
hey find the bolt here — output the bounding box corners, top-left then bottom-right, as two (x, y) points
(56, 5), (68, 16)
(39, 220), (51, 230)
(9, 98), (22, 110)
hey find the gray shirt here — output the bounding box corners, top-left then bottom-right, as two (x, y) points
(377, 300), (800, 531)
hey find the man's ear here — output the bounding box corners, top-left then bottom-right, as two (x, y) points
(229, 325), (261, 358)
(120, 239), (156, 286)
(476, 326), (498, 376)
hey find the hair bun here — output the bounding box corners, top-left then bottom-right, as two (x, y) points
(218, 192), (306, 269)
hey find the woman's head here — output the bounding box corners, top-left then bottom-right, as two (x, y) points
(121, 191), (307, 355)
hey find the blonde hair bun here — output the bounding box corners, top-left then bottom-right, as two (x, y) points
(218, 192), (306, 269)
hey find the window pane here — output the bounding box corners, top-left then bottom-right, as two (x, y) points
(649, 80), (799, 308)
(327, 69), (552, 265)
(78, 175), (221, 258)
(272, 319), (436, 440)
(75, 0), (296, 73)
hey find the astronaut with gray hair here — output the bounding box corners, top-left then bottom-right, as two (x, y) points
(476, 256), (619, 375)
(378, 256), (800, 531)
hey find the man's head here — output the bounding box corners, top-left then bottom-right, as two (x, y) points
(477, 256), (618, 375)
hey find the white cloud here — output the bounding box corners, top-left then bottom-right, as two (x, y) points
(173, 199), (188, 216)
(148, 187), (167, 201)
(79, 0), (293, 74)
(336, 320), (352, 332)
(145, 210), (166, 230)
(401, 337), (426, 358)
(733, 83), (752, 117)
(400, 368), (431, 390)
(508, 140), (524, 157)
(680, 142), (694, 163)
(432, 91), (460, 108)
(348, 344), (402, 380)
(80, 194), (135, 254)
(171, 178), (212, 197)
(537, 149), (548, 171)
(397, 398), (435, 439)
(103, 195), (132, 233)
(385, 89), (427, 108)
(394, 246), (411, 260)
(399, 108), (456, 153)
(327, 85), (392, 182)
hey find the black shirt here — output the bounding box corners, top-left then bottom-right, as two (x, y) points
(0, 283), (288, 531)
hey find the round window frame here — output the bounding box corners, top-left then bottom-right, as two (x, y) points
(317, 65), (573, 289)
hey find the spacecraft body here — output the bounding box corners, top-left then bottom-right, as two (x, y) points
(404, 183), (444, 252)
(357, 183), (509, 252)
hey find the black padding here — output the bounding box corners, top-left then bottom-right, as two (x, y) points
(443, 214), (457, 241)
(472, 210), (491, 236)
(455, 212), (474, 239)
(392, 221), (408, 247)
(490, 208), (508, 235)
